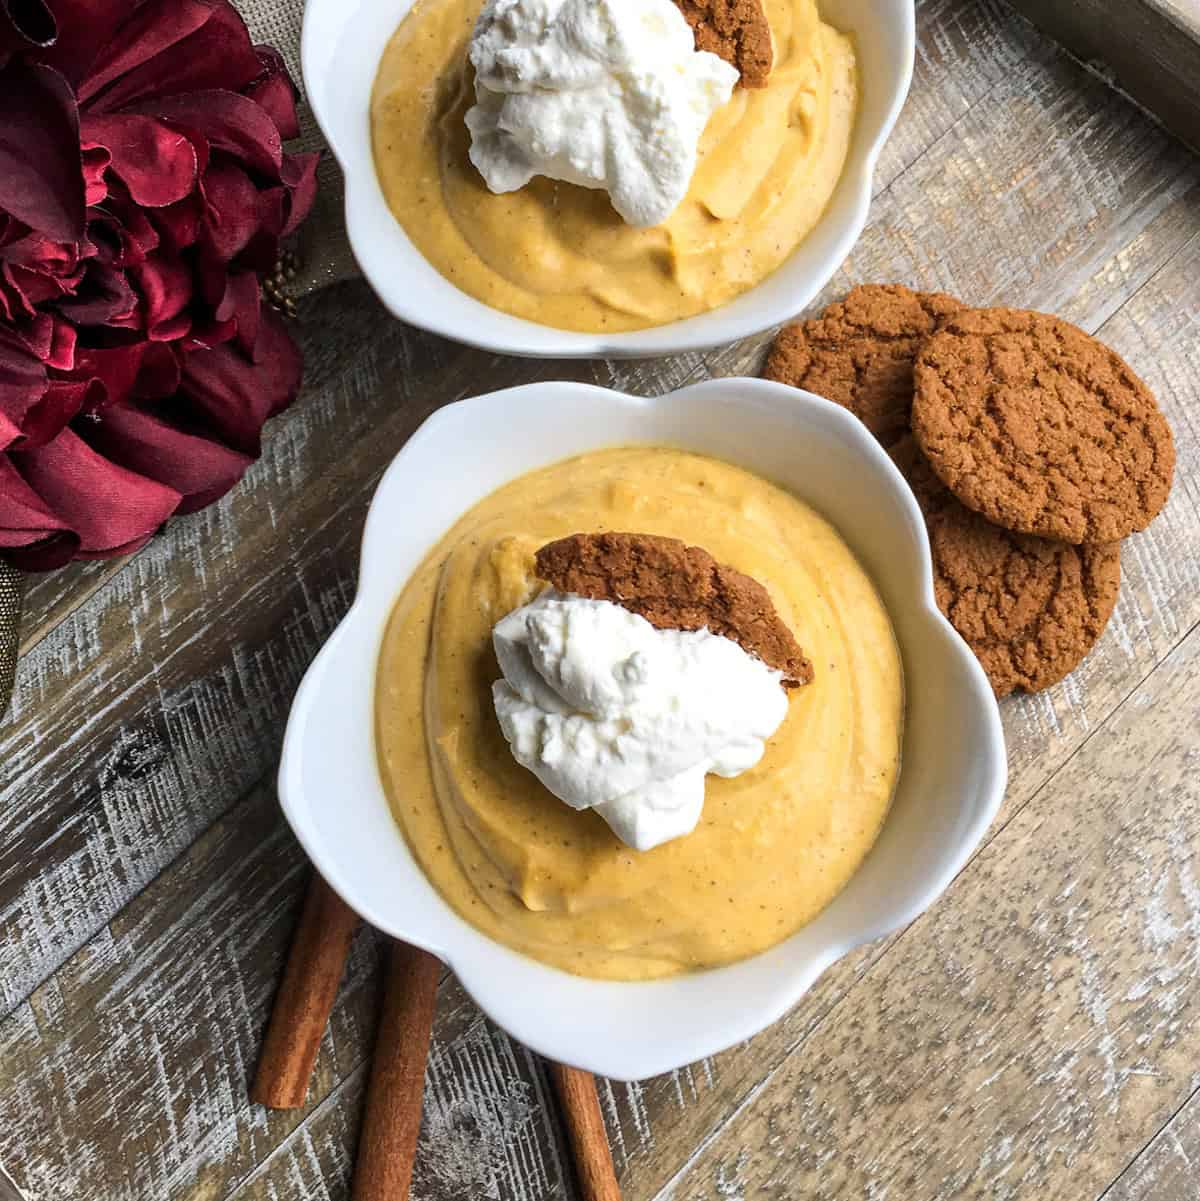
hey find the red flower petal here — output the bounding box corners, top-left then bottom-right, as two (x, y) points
(71, 343), (142, 404)
(233, 185), (284, 275)
(0, 59), (84, 242)
(2, 228), (87, 273)
(82, 143), (110, 205)
(45, 317), (77, 369)
(10, 377), (100, 448)
(178, 304), (300, 454)
(23, 0), (124, 87)
(131, 342), (181, 399)
(201, 158), (261, 261)
(245, 46), (300, 140)
(89, 199), (161, 268)
(55, 260), (136, 325)
(0, 263), (34, 320)
(80, 0), (263, 113)
(10, 424), (181, 558)
(4, 260), (75, 309)
(130, 253), (192, 341)
(85, 402), (252, 514)
(16, 311), (75, 370)
(151, 192), (204, 250)
(0, 455), (78, 570)
(182, 316), (236, 351)
(153, 90), (282, 178)
(1, 0), (57, 50)
(281, 152), (320, 237)
(73, 341), (180, 406)
(214, 268), (260, 355)
(0, 326), (45, 447)
(81, 114), (198, 207)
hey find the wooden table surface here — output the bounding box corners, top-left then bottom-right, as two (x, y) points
(3, 1), (1200, 1198)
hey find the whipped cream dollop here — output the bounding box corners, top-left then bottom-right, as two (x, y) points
(492, 590), (788, 851)
(465, 0), (738, 228)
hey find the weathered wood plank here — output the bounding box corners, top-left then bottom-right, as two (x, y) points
(1105, 1089), (1200, 1201)
(1003, 0), (1200, 157)
(0, 785), (372, 1201)
(870, 0), (1051, 196)
(0, 776), (573, 1201)
(17, 560), (131, 659)
(657, 598), (1200, 1201)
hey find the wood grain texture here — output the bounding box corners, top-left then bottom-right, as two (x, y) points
(1, 1), (1199, 1199)
(1105, 1090), (1200, 1201)
(0, 1166), (27, 1201)
(1003, 0), (1200, 156)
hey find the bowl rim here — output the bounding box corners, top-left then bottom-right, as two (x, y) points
(299, 0), (917, 358)
(277, 377), (1008, 1079)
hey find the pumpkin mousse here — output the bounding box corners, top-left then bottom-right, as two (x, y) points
(374, 447), (903, 980)
(369, 0), (858, 332)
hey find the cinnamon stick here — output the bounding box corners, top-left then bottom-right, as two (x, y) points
(352, 941), (442, 1201)
(550, 1063), (622, 1201)
(251, 872), (360, 1109)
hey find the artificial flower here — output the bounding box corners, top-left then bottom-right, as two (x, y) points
(0, 0), (318, 568)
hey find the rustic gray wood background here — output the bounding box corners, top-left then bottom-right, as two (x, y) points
(3, 0), (1200, 1197)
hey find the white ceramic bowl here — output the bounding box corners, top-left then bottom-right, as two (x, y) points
(301, 0), (915, 358)
(279, 379), (1006, 1080)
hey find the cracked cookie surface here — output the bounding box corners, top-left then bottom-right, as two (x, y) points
(763, 284), (965, 447)
(911, 307), (1174, 544)
(892, 437), (1121, 697)
(535, 531), (813, 686)
(672, 0), (773, 87)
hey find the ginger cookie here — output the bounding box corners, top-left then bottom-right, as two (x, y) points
(763, 284), (966, 447)
(535, 531), (813, 686)
(673, 0), (773, 88)
(911, 308), (1175, 544)
(892, 437), (1121, 697)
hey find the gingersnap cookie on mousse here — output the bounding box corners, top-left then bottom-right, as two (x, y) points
(535, 531), (813, 686)
(891, 437), (1121, 697)
(672, 0), (773, 87)
(911, 308), (1175, 545)
(763, 284), (965, 447)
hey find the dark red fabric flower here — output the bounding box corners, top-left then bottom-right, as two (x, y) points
(0, 0), (318, 569)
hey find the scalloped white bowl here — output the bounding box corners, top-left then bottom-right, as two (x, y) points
(278, 379), (1006, 1080)
(300, 0), (915, 358)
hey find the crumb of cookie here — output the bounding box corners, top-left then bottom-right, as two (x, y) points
(535, 532), (813, 687)
(892, 436), (1121, 697)
(911, 307), (1175, 544)
(673, 0), (773, 88)
(763, 284), (965, 447)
